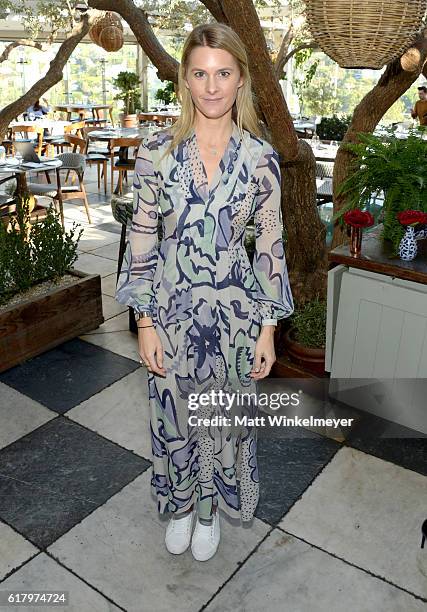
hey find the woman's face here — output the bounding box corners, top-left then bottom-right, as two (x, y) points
(184, 46), (243, 121)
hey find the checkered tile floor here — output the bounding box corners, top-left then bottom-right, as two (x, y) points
(1, 167), (426, 611)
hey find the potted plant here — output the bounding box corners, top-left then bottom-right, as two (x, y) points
(155, 81), (177, 107)
(316, 115), (351, 142)
(113, 71), (141, 128)
(0, 197), (104, 372)
(283, 297), (327, 375)
(334, 127), (427, 254)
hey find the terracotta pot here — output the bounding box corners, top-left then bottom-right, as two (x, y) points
(121, 114), (137, 128)
(283, 328), (326, 376)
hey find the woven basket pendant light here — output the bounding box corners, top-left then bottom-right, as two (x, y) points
(89, 11), (124, 52)
(305, 0), (427, 69)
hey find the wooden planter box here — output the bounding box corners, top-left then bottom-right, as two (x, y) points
(0, 269), (104, 373)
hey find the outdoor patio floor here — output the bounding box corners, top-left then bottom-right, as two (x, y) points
(0, 167), (426, 611)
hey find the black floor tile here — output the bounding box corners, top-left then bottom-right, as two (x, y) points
(96, 221), (122, 235)
(0, 417), (150, 548)
(255, 426), (341, 525)
(0, 339), (139, 413)
(345, 412), (427, 477)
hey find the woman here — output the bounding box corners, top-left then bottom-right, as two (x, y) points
(115, 23), (294, 562)
(26, 98), (51, 120)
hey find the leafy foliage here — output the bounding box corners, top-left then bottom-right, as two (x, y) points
(155, 81), (177, 105)
(291, 297), (327, 349)
(316, 115), (351, 141)
(0, 197), (83, 306)
(113, 71), (141, 115)
(333, 127), (427, 254)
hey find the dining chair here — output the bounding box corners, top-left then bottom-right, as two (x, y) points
(11, 126), (44, 156)
(86, 106), (114, 128)
(64, 134), (108, 194)
(110, 137), (140, 195)
(45, 120), (86, 154)
(27, 152), (92, 227)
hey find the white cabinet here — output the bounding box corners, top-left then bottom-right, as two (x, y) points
(326, 265), (427, 433)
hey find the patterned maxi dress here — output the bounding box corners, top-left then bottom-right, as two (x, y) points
(115, 121), (294, 522)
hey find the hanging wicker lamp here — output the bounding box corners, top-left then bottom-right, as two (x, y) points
(304, 0), (427, 69)
(98, 25), (124, 52)
(89, 11), (124, 52)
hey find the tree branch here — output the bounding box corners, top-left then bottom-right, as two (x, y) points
(219, 0), (298, 160)
(0, 39), (44, 64)
(274, 25), (293, 79)
(87, 0), (179, 82)
(0, 13), (95, 141)
(198, 0), (228, 23)
(331, 28), (427, 248)
(283, 41), (318, 66)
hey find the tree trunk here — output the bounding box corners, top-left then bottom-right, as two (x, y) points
(281, 140), (328, 302)
(219, 0), (326, 302)
(332, 33), (427, 249)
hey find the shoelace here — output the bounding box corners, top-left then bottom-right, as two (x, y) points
(195, 515), (217, 543)
(170, 513), (193, 533)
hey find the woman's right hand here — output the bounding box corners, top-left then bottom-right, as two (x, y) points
(137, 326), (167, 377)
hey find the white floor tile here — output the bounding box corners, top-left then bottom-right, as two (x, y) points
(0, 522), (38, 581)
(0, 383), (55, 450)
(0, 553), (121, 611)
(68, 369), (151, 459)
(48, 471), (270, 612)
(73, 253), (117, 278)
(204, 528), (426, 612)
(280, 446), (427, 600)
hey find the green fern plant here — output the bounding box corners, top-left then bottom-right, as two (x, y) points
(333, 127), (427, 254)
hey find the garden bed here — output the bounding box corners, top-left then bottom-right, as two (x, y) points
(0, 269), (103, 373)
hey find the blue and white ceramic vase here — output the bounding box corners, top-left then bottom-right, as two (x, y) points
(399, 226), (417, 261)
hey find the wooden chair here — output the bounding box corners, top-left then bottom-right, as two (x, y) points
(110, 137), (139, 195)
(45, 120), (86, 154)
(86, 105), (114, 128)
(64, 134), (108, 194)
(11, 126), (44, 156)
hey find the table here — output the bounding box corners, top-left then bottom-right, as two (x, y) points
(54, 104), (114, 124)
(302, 140), (339, 161)
(9, 120), (71, 136)
(87, 127), (149, 142)
(0, 158), (63, 219)
(88, 127), (149, 194)
(138, 111), (179, 124)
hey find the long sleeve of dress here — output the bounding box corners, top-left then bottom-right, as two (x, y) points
(252, 145), (294, 324)
(115, 138), (159, 315)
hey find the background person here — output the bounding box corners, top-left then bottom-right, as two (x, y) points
(26, 98), (51, 119)
(411, 86), (427, 126)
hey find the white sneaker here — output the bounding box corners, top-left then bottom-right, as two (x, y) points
(191, 510), (220, 561)
(165, 509), (196, 555)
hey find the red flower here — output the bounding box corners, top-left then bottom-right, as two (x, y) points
(396, 210), (427, 226)
(344, 209), (375, 228)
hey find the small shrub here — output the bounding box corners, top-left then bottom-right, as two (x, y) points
(317, 115), (351, 141)
(291, 297), (327, 349)
(0, 196), (83, 306)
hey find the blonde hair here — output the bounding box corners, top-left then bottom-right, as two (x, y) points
(162, 23), (262, 159)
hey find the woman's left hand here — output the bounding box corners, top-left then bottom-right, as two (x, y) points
(250, 327), (276, 379)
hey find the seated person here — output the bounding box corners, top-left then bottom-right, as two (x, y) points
(26, 98), (51, 119)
